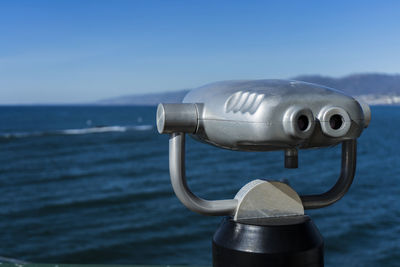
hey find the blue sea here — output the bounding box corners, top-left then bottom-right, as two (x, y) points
(0, 105), (399, 267)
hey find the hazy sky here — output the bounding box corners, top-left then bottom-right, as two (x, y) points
(0, 0), (399, 104)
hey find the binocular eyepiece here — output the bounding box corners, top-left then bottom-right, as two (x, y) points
(157, 79), (370, 152)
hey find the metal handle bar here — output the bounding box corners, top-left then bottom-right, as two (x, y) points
(169, 132), (357, 216)
(169, 133), (238, 216)
(301, 139), (357, 209)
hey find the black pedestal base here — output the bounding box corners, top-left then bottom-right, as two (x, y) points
(212, 216), (324, 267)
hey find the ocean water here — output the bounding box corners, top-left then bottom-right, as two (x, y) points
(0, 105), (398, 267)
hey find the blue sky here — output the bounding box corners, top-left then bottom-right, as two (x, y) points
(0, 0), (399, 104)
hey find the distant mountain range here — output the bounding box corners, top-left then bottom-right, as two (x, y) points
(97, 90), (190, 105)
(98, 73), (400, 106)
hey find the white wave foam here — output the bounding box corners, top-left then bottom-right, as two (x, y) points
(0, 125), (153, 139)
(127, 125), (153, 131)
(60, 126), (128, 135)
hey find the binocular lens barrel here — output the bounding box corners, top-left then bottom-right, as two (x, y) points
(329, 114), (344, 130)
(157, 103), (198, 134)
(297, 115), (310, 132)
(318, 107), (350, 137)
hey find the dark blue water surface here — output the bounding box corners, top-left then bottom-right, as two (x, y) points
(0, 105), (399, 267)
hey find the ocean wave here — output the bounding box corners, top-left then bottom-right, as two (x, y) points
(0, 125), (153, 139)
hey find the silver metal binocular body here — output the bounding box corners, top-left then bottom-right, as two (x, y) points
(157, 79), (370, 216)
(157, 79), (370, 151)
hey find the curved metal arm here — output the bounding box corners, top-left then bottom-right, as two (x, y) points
(301, 139), (357, 209)
(169, 132), (357, 215)
(169, 132), (238, 216)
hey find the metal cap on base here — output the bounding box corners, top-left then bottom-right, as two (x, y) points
(212, 216), (324, 267)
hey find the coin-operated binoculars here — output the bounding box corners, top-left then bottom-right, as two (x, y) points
(157, 80), (370, 267)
